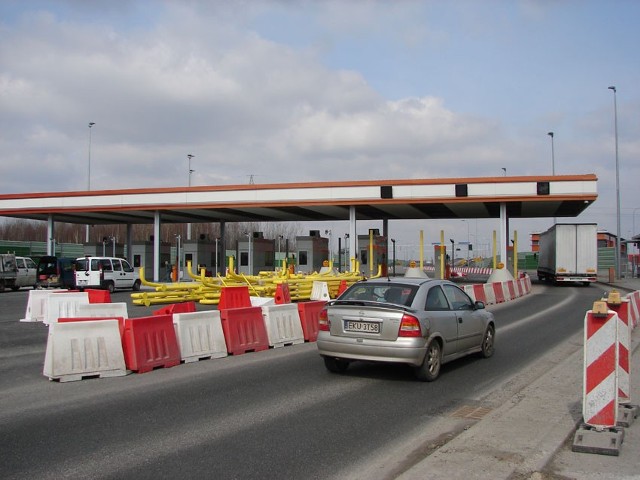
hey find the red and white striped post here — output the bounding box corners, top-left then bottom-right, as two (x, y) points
(605, 291), (639, 427)
(583, 304), (618, 429)
(573, 301), (625, 455)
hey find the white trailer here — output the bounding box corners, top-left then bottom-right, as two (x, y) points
(537, 223), (598, 285)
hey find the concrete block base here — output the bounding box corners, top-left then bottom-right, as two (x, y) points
(572, 424), (625, 456)
(617, 403), (639, 428)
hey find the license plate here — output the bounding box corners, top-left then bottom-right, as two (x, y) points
(77, 279), (87, 285)
(344, 320), (380, 334)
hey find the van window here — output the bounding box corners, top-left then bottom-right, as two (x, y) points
(122, 260), (134, 272)
(112, 260), (122, 272)
(100, 259), (112, 271)
(16, 258), (25, 268)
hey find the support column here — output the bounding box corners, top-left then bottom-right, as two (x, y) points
(499, 203), (508, 266)
(382, 219), (389, 276)
(154, 211), (161, 282)
(126, 224), (133, 264)
(349, 206), (357, 271)
(219, 221), (226, 276)
(47, 215), (55, 256)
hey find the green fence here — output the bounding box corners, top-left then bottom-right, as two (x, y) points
(0, 240), (84, 260)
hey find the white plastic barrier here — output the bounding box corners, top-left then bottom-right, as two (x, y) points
(173, 311), (227, 363)
(44, 292), (90, 325)
(76, 302), (129, 319)
(250, 296), (275, 307)
(483, 283), (497, 305)
(261, 303), (304, 348)
(43, 319), (127, 382)
(310, 281), (330, 301)
(20, 289), (66, 322)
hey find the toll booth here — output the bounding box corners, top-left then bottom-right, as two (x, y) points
(357, 230), (387, 277)
(130, 240), (172, 281)
(296, 230), (328, 273)
(183, 235), (222, 276)
(237, 232), (276, 276)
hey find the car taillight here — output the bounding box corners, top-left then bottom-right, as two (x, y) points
(318, 308), (330, 331)
(398, 314), (421, 337)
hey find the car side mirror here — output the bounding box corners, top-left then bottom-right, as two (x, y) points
(474, 301), (485, 310)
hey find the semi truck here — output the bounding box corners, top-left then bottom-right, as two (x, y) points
(536, 223), (598, 285)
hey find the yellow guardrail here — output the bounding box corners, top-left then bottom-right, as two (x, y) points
(131, 259), (379, 306)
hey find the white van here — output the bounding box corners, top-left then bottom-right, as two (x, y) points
(14, 256), (37, 290)
(74, 256), (141, 293)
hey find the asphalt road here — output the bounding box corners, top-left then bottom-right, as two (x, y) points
(0, 283), (603, 480)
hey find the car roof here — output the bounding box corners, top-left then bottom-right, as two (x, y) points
(359, 277), (444, 287)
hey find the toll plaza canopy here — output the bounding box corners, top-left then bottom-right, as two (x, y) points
(0, 174), (597, 280)
(0, 174), (596, 225)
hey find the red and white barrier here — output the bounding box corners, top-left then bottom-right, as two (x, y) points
(583, 308), (619, 428)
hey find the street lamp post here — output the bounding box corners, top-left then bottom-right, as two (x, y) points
(548, 132), (556, 224)
(609, 86), (621, 279)
(187, 154), (194, 241)
(86, 122), (95, 243)
(547, 132), (555, 175)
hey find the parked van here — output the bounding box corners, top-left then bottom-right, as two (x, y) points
(36, 256), (77, 289)
(74, 256), (141, 293)
(14, 256), (37, 290)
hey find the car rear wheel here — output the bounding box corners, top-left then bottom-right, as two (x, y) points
(323, 356), (350, 374)
(415, 340), (442, 382)
(479, 324), (495, 358)
(132, 279), (141, 291)
(105, 281), (115, 294)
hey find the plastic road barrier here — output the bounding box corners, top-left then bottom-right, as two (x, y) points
(122, 315), (181, 373)
(310, 281), (330, 301)
(274, 283), (292, 304)
(297, 301), (326, 342)
(76, 302), (129, 320)
(153, 301), (197, 316)
(86, 289), (111, 304)
(20, 289), (66, 322)
(483, 283), (497, 305)
(504, 281), (517, 301)
(173, 311), (227, 363)
(261, 303), (304, 348)
(218, 286), (252, 310)
(220, 306), (269, 355)
(492, 282), (506, 304)
(44, 292), (90, 325)
(43, 319), (127, 382)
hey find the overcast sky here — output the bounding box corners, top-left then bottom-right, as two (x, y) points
(1, 0), (638, 255)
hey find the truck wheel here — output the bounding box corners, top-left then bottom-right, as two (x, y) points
(11, 286), (19, 291)
(0, 281), (5, 293)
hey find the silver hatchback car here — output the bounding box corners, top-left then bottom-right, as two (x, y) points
(316, 277), (495, 381)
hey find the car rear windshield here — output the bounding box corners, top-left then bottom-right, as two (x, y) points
(340, 283), (418, 306)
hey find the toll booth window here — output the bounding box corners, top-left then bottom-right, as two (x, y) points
(360, 250), (368, 265)
(134, 255), (141, 268)
(240, 252), (249, 266)
(299, 251), (308, 266)
(264, 251), (274, 267)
